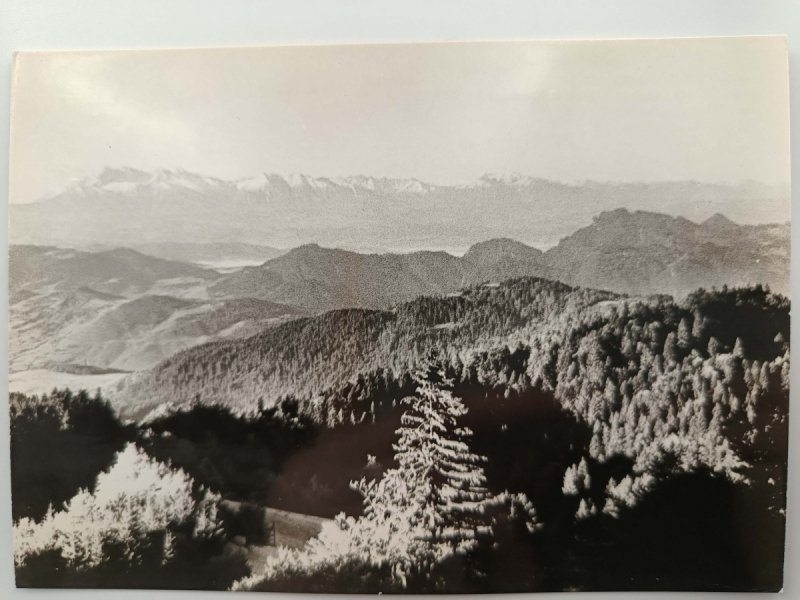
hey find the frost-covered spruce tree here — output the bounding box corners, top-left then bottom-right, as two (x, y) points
(242, 353), (495, 590)
(391, 351), (493, 568)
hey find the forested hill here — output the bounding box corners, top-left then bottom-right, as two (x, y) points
(112, 277), (790, 496)
(110, 278), (618, 417)
(10, 245), (217, 301)
(111, 278), (789, 530)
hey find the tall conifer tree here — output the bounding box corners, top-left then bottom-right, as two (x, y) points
(348, 351), (493, 580)
(392, 352), (492, 560)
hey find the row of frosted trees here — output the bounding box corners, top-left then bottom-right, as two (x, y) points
(13, 355), (525, 592)
(10, 390), (249, 589)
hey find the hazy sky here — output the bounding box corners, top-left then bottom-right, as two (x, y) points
(10, 37), (790, 204)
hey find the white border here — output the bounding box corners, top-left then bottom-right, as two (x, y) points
(1, 1), (798, 599)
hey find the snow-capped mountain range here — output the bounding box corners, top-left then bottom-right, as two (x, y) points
(11, 167), (789, 253)
(66, 167), (441, 197)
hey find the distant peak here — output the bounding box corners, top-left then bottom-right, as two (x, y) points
(464, 237), (543, 259)
(334, 174), (435, 194)
(96, 166), (151, 184)
(99, 247), (147, 258)
(82, 167), (227, 194)
(283, 243), (336, 257)
(476, 172), (537, 187)
(236, 172), (286, 191)
(703, 212), (738, 227)
(593, 208), (632, 222)
(468, 237), (531, 249)
(286, 173), (314, 187)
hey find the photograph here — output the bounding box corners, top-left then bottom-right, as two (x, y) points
(7, 37), (790, 592)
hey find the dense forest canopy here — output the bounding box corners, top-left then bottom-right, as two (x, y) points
(10, 276), (789, 592)
(112, 278), (619, 417)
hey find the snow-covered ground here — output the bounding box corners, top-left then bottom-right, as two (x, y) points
(198, 259), (267, 271)
(8, 369), (128, 396)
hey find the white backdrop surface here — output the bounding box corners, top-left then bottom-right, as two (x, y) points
(1, 1), (798, 599)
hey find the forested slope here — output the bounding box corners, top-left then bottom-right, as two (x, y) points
(12, 279), (789, 591)
(112, 278), (617, 417)
(134, 282), (788, 591)
(113, 276), (790, 515)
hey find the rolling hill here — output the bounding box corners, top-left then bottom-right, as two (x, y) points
(11, 289), (306, 374)
(10, 245), (217, 301)
(211, 209), (789, 310)
(209, 238), (556, 311)
(10, 203), (789, 381)
(8, 245), (307, 374)
(128, 242), (285, 269)
(210, 244), (467, 310)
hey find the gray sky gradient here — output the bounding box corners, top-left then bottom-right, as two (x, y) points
(9, 37), (790, 204)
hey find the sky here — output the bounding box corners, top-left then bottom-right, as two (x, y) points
(9, 36), (791, 204)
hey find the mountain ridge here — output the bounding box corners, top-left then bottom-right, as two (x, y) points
(11, 168), (789, 252)
(49, 166), (792, 199)
(9, 244), (218, 299)
(210, 208), (789, 308)
(9, 206), (789, 377)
